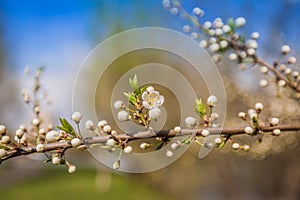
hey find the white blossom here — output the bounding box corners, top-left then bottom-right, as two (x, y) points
(71, 138), (81, 147)
(201, 129), (210, 137)
(228, 53), (238, 60)
(118, 110), (129, 122)
(149, 107), (162, 120)
(185, 117), (197, 128)
(207, 95), (217, 107)
(71, 112), (82, 123)
(124, 146), (133, 154)
(192, 7), (204, 17)
(273, 129), (281, 136)
(235, 17), (246, 27)
(259, 79), (268, 87)
(114, 100), (125, 110)
(85, 120), (95, 130)
(166, 150), (173, 157)
(232, 143), (240, 150)
(36, 144), (45, 152)
(271, 118), (279, 126)
(281, 45), (291, 54)
(46, 130), (59, 142)
(244, 126), (254, 134)
(142, 91), (164, 110)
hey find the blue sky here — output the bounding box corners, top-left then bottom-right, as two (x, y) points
(1, 0), (300, 117)
(1, 0), (300, 71)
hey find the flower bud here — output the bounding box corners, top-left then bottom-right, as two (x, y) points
(71, 112), (82, 123)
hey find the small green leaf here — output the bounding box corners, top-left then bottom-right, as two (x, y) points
(217, 141), (226, 149)
(43, 157), (52, 163)
(252, 117), (259, 128)
(155, 141), (165, 151)
(0, 144), (10, 150)
(129, 74), (139, 91)
(228, 18), (235, 33)
(194, 98), (206, 119)
(124, 92), (137, 105)
(57, 118), (76, 136)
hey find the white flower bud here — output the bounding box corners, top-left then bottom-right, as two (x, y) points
(292, 71), (299, 77)
(113, 160), (120, 169)
(208, 29), (215, 36)
(170, 7), (179, 15)
(85, 120), (95, 131)
(149, 107), (161, 120)
(15, 129), (24, 139)
(220, 40), (228, 48)
(251, 32), (260, 39)
(71, 138), (81, 147)
(270, 118), (279, 126)
(278, 80), (286, 87)
(260, 66), (268, 74)
(232, 143), (240, 150)
(98, 120), (107, 129)
(36, 144), (45, 152)
(118, 110), (129, 122)
(166, 150), (173, 157)
(140, 142), (150, 150)
(272, 129), (281, 136)
(1, 135), (10, 144)
(255, 103), (263, 111)
(171, 142), (181, 150)
(0, 125), (6, 136)
(201, 129), (210, 137)
(124, 146), (133, 154)
(71, 112), (82, 123)
(39, 128), (46, 135)
(103, 125), (111, 133)
(222, 25), (231, 33)
(214, 137), (222, 144)
(215, 28), (223, 36)
(114, 100), (125, 110)
(52, 156), (61, 165)
(0, 149), (7, 158)
(207, 95), (217, 107)
(199, 40), (208, 48)
(173, 126), (181, 133)
(259, 79), (268, 87)
(228, 53), (238, 60)
(32, 118), (40, 126)
(209, 43), (220, 52)
(68, 164), (76, 173)
(244, 126), (254, 134)
(235, 17), (246, 27)
(246, 39), (258, 49)
(280, 64), (286, 71)
(192, 7), (204, 17)
(288, 56), (297, 64)
(46, 130), (59, 142)
(106, 139), (115, 146)
(238, 112), (246, 119)
(285, 68), (292, 75)
(182, 25), (191, 33)
(281, 45), (290, 54)
(203, 21), (212, 29)
(247, 48), (256, 55)
(185, 117), (197, 128)
(191, 32), (198, 39)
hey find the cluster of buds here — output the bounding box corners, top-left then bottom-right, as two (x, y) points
(114, 75), (164, 128)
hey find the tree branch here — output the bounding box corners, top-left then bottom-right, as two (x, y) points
(1, 123), (299, 163)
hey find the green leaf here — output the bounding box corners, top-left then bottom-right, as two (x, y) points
(124, 92), (137, 105)
(43, 157), (52, 163)
(56, 118), (76, 136)
(0, 144), (10, 150)
(129, 74), (139, 91)
(217, 141), (226, 149)
(194, 98), (206, 119)
(252, 117), (259, 128)
(155, 141), (165, 151)
(228, 18), (235, 33)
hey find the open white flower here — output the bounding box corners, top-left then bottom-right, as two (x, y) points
(142, 91), (164, 110)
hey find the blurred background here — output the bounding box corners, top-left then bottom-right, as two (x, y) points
(0, 0), (300, 199)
